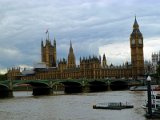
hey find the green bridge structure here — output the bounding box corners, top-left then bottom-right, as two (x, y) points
(0, 79), (142, 98)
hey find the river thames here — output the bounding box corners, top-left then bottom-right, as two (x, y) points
(0, 90), (158, 120)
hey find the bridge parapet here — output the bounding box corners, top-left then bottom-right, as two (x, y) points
(0, 78), (134, 89)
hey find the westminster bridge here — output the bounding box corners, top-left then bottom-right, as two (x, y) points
(0, 79), (142, 98)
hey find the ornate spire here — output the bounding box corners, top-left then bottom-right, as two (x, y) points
(102, 53), (107, 67)
(69, 40), (73, 53)
(54, 37), (56, 47)
(103, 54), (106, 61)
(70, 40), (72, 47)
(68, 41), (76, 68)
(133, 16), (139, 29)
(131, 16), (142, 38)
(41, 40), (43, 47)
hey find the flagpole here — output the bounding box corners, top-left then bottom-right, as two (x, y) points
(48, 30), (49, 40)
(46, 29), (49, 40)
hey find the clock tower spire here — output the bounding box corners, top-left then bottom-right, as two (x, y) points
(130, 16), (144, 79)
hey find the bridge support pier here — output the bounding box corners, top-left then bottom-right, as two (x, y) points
(82, 86), (90, 92)
(65, 85), (82, 93)
(107, 85), (111, 91)
(0, 89), (13, 98)
(32, 87), (53, 96)
(89, 84), (108, 92)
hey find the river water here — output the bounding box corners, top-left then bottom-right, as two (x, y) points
(0, 91), (157, 120)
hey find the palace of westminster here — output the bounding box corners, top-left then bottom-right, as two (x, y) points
(7, 17), (145, 80)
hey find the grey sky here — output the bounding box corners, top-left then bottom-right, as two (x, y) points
(0, 0), (160, 73)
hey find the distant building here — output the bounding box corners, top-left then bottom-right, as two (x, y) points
(7, 17), (145, 80)
(151, 51), (160, 73)
(7, 67), (21, 80)
(152, 53), (159, 65)
(144, 60), (152, 74)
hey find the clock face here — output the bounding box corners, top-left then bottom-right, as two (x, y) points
(131, 39), (135, 44)
(138, 39), (142, 44)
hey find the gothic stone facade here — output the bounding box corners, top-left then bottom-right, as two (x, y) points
(7, 17), (144, 80)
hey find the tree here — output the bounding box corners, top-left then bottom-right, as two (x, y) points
(0, 74), (7, 81)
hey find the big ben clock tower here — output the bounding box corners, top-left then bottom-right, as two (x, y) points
(130, 17), (144, 79)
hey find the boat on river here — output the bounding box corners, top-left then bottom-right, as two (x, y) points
(130, 85), (160, 91)
(93, 102), (134, 110)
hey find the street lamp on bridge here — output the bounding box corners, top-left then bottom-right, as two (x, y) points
(146, 75), (152, 118)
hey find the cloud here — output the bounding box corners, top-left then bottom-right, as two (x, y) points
(0, 68), (7, 74)
(144, 38), (160, 60)
(0, 0), (160, 73)
(0, 47), (39, 69)
(99, 38), (160, 65)
(99, 41), (130, 65)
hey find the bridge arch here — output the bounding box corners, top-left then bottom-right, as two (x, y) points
(110, 80), (128, 90)
(14, 81), (52, 96)
(59, 81), (82, 93)
(13, 80), (50, 88)
(0, 84), (9, 89)
(88, 80), (107, 92)
(0, 84), (13, 98)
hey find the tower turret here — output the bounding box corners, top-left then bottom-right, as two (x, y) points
(102, 54), (107, 68)
(130, 16), (144, 79)
(54, 37), (56, 47)
(41, 40), (43, 47)
(67, 41), (76, 69)
(52, 37), (57, 67)
(41, 32), (57, 67)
